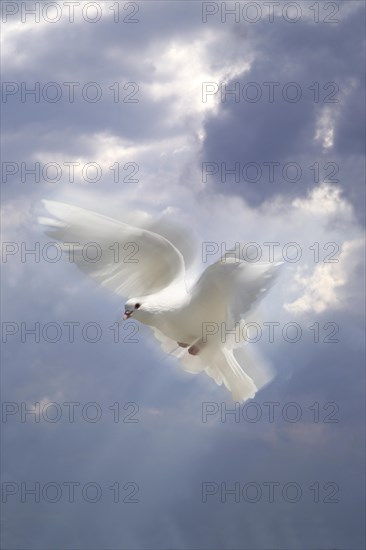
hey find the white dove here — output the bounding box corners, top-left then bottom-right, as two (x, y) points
(39, 200), (281, 402)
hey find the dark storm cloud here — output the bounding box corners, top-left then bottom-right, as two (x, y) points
(201, 5), (365, 219)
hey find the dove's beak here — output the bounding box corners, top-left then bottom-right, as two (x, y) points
(123, 311), (132, 320)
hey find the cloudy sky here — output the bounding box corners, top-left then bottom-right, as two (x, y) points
(1, 1), (365, 549)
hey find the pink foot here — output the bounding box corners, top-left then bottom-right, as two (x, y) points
(178, 342), (189, 348)
(188, 344), (200, 356)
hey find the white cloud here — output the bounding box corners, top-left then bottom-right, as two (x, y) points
(314, 107), (336, 150)
(146, 32), (250, 122)
(285, 238), (365, 314)
(292, 182), (353, 218)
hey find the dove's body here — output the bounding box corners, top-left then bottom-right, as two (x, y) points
(40, 200), (281, 402)
(132, 289), (222, 346)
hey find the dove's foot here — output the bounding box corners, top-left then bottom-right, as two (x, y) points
(188, 344), (200, 356)
(178, 342), (189, 348)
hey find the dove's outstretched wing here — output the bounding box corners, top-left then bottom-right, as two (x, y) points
(39, 200), (186, 297)
(190, 257), (282, 333)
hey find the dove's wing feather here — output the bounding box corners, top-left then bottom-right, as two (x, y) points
(190, 258), (282, 328)
(143, 217), (196, 270)
(116, 210), (197, 269)
(39, 200), (186, 297)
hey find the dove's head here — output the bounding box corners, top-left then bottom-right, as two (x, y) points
(124, 299), (143, 320)
(124, 297), (157, 323)
(124, 294), (173, 324)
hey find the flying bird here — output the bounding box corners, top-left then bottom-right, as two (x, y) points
(39, 200), (282, 402)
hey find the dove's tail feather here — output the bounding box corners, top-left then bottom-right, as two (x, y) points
(202, 347), (257, 402)
(151, 326), (257, 401)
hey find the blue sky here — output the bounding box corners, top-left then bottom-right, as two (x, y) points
(1, 1), (365, 549)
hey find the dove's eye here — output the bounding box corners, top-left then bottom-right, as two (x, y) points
(135, 303), (141, 309)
